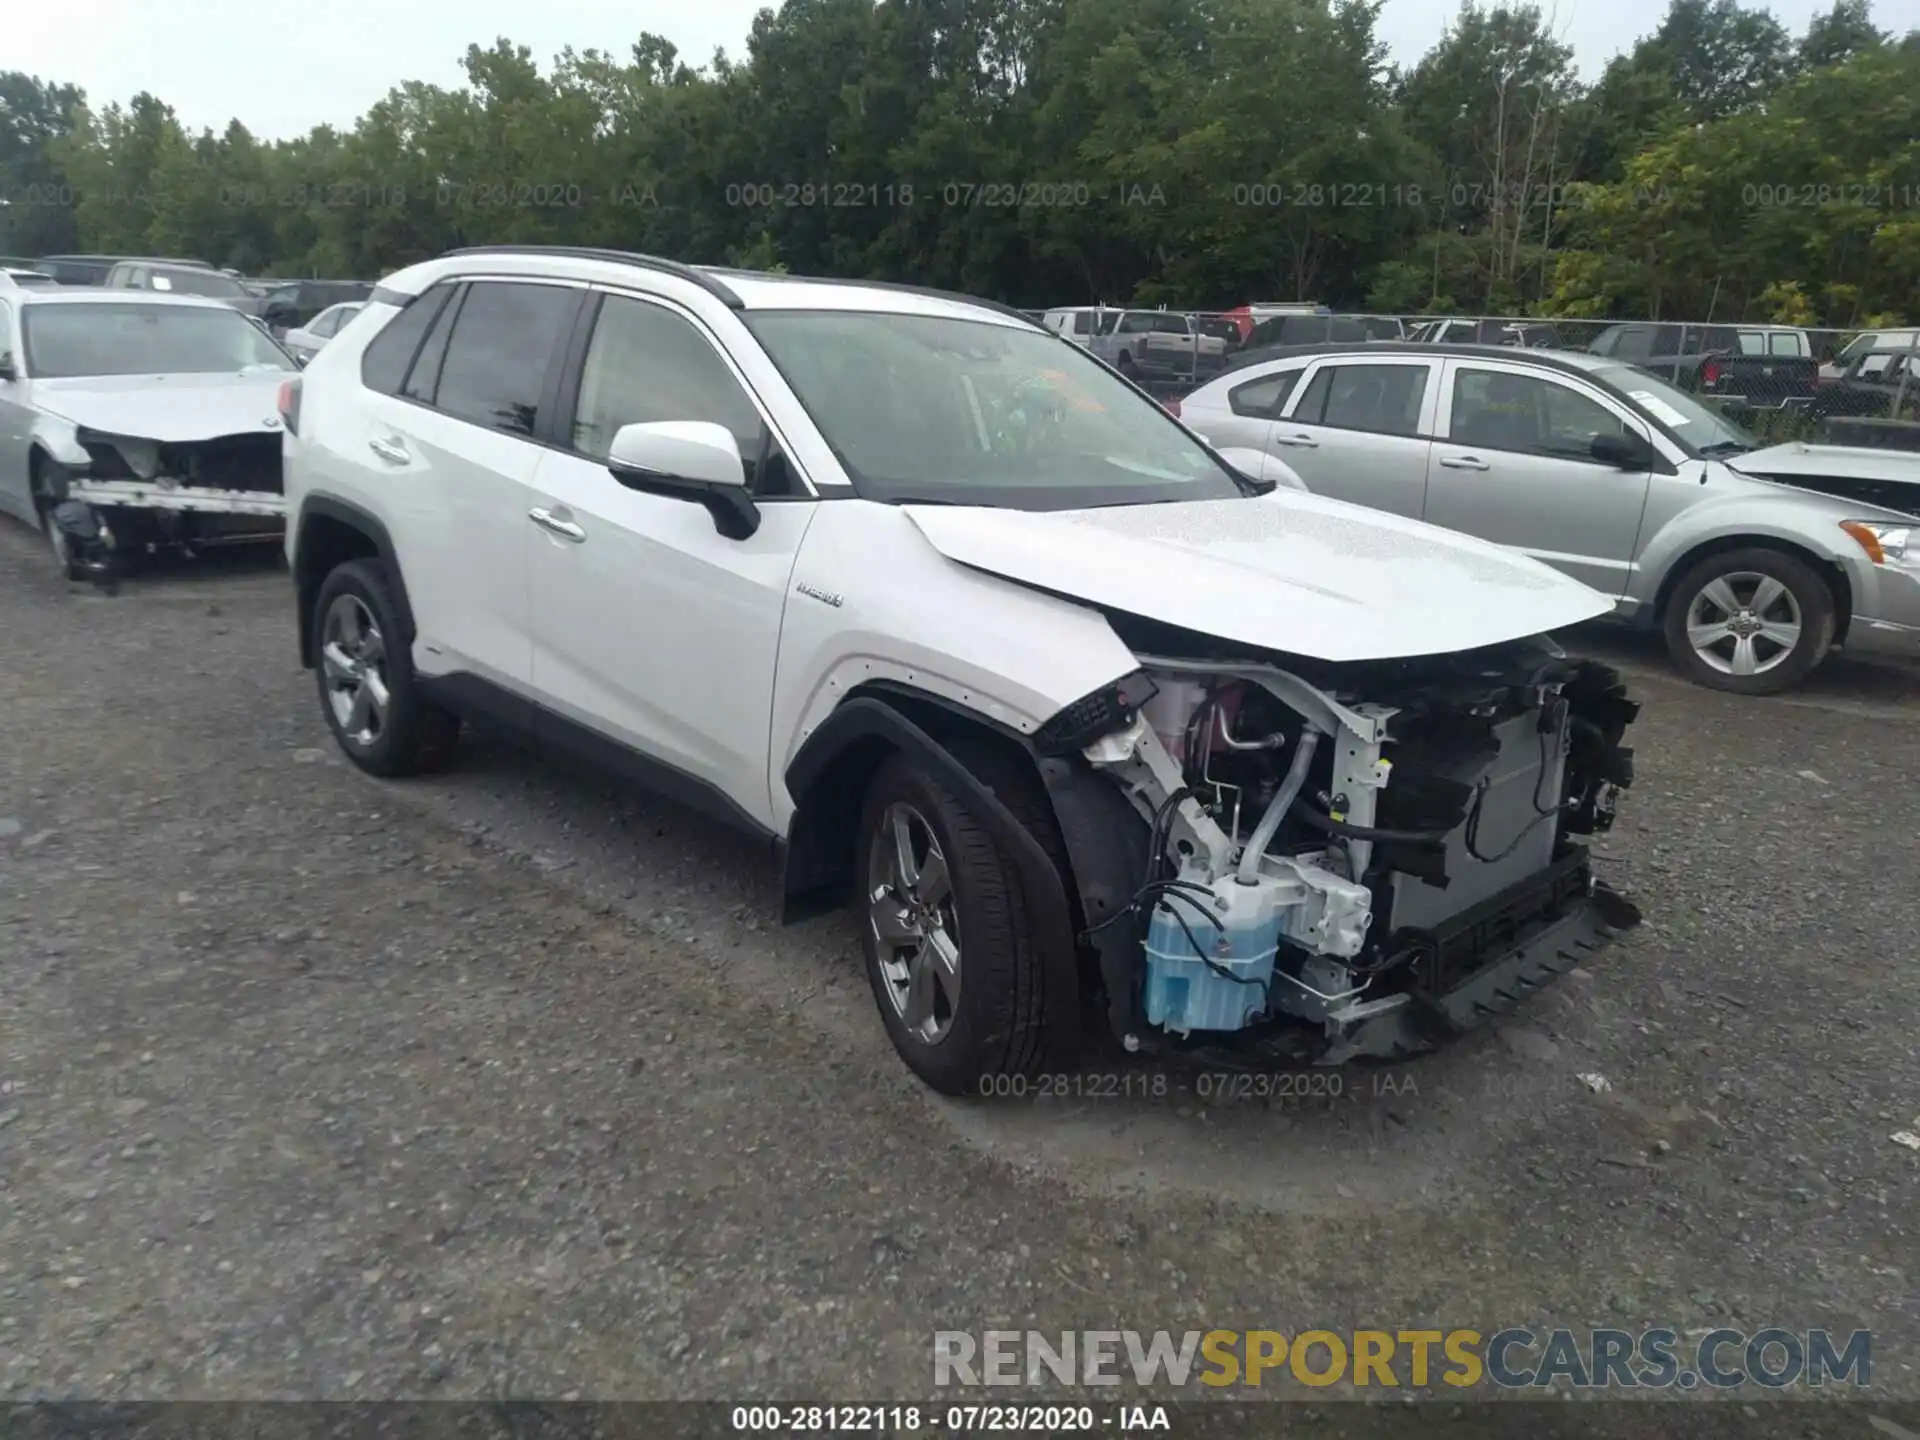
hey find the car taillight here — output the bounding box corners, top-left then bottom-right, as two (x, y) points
(1702, 359), (1721, 386)
(277, 378), (301, 436)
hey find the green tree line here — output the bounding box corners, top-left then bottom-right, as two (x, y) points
(1, 0), (1915, 324)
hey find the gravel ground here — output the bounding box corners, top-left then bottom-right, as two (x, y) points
(1, 519), (1917, 1419)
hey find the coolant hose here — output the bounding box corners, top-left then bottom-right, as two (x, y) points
(1235, 727), (1321, 885)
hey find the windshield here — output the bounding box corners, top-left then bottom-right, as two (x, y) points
(745, 311), (1246, 508)
(153, 269), (248, 299)
(23, 303), (295, 378)
(1593, 364), (1758, 453)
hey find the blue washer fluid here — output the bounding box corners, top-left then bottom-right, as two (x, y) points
(1142, 881), (1283, 1035)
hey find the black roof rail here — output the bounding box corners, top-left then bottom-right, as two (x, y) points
(441, 245), (744, 308)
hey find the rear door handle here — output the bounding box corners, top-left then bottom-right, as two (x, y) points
(1271, 432), (1320, 448)
(528, 507), (586, 543)
(368, 436), (409, 465)
(1439, 454), (1490, 470)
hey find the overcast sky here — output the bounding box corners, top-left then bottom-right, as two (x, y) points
(12, 0), (1895, 141)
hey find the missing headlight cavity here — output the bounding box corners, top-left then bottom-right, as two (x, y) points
(77, 431), (283, 495)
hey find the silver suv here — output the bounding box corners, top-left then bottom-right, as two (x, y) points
(1178, 341), (1920, 694)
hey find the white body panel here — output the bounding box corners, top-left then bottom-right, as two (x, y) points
(29, 372), (288, 442)
(899, 491), (1614, 664)
(527, 449), (818, 828)
(767, 500), (1141, 833)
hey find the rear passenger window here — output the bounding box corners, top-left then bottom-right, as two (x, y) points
(433, 282), (576, 438)
(361, 285), (454, 395)
(1229, 371), (1299, 419)
(1291, 363), (1427, 436)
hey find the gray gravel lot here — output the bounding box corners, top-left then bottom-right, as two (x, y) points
(1, 519), (1917, 1415)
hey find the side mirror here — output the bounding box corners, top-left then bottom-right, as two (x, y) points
(0, 354), (16, 381)
(606, 421), (759, 540)
(1590, 431), (1653, 470)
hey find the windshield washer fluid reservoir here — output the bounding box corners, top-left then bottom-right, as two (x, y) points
(1143, 873), (1289, 1035)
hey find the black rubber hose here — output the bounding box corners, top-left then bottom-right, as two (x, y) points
(1294, 804), (1451, 846)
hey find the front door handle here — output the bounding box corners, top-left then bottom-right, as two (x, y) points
(1439, 453), (1490, 470)
(367, 436), (409, 465)
(1271, 432), (1320, 448)
(528, 507), (586, 543)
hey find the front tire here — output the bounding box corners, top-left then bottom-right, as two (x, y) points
(312, 558), (460, 776)
(30, 459), (87, 583)
(857, 753), (1060, 1095)
(1661, 547), (1835, 695)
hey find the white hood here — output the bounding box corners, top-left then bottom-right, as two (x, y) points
(904, 491), (1614, 662)
(32, 372), (290, 443)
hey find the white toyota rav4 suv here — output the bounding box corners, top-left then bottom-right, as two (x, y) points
(281, 245), (1643, 1093)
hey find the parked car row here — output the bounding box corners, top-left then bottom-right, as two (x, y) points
(9, 242), (1912, 1095)
(1, 253), (375, 345)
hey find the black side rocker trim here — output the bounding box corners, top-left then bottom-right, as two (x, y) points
(785, 696), (1081, 1060)
(415, 672), (780, 846)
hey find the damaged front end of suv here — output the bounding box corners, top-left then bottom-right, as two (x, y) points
(1035, 625), (1640, 1067)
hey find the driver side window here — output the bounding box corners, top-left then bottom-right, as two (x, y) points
(571, 295), (778, 494)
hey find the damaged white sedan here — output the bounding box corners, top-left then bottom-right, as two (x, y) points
(286, 248), (1643, 1092)
(0, 282), (296, 582)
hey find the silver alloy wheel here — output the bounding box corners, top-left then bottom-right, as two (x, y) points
(1685, 571), (1803, 678)
(320, 593), (391, 748)
(866, 800), (961, 1044)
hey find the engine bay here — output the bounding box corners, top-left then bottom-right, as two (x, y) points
(1067, 635), (1640, 1061)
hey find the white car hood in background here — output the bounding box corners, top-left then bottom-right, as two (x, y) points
(31, 372), (290, 443)
(904, 491), (1614, 662)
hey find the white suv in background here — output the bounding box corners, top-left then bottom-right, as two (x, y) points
(280, 245), (1642, 1092)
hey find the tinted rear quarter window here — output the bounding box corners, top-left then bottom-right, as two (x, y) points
(360, 285), (453, 395)
(433, 281), (576, 437)
(402, 285), (465, 404)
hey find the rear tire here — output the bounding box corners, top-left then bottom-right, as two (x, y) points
(312, 558), (460, 776)
(1661, 547), (1834, 696)
(856, 751), (1063, 1095)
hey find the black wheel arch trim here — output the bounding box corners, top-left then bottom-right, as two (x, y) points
(293, 495), (416, 669)
(783, 693), (1083, 1058)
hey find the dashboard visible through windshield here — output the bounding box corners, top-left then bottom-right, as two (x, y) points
(744, 310), (1249, 509)
(1593, 364), (1759, 455)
